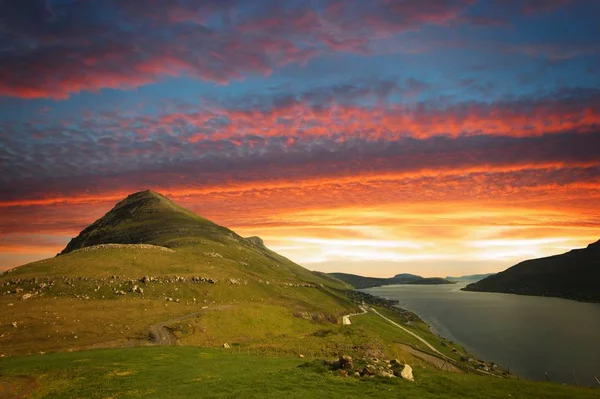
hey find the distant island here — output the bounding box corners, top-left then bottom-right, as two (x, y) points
(329, 272), (455, 289)
(463, 240), (600, 302)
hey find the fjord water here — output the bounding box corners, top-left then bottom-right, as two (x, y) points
(365, 283), (600, 386)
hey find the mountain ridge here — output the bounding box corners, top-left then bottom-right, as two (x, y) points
(463, 240), (600, 302)
(329, 272), (455, 289)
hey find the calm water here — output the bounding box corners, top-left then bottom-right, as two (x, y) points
(365, 283), (600, 386)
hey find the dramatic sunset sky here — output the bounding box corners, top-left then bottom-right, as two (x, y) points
(1, 0), (600, 277)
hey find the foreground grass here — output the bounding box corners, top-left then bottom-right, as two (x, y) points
(1, 347), (597, 399)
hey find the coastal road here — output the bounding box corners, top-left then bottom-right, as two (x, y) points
(368, 308), (501, 377)
(342, 305), (368, 325)
(368, 307), (447, 358)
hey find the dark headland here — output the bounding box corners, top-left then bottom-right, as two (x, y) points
(463, 240), (600, 302)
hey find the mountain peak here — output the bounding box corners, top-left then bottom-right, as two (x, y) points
(119, 189), (169, 205)
(59, 191), (230, 255)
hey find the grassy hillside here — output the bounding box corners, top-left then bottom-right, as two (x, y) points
(463, 240), (600, 302)
(0, 191), (357, 356)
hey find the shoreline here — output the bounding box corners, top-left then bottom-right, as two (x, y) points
(362, 284), (600, 387)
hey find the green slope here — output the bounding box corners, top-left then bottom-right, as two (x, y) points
(1, 347), (596, 399)
(0, 191), (356, 356)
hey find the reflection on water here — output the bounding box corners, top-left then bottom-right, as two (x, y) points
(365, 283), (600, 386)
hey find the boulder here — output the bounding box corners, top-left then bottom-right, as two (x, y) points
(339, 370), (348, 377)
(21, 293), (33, 301)
(223, 343), (231, 349)
(11, 322), (17, 328)
(400, 364), (414, 381)
(298, 354), (304, 358)
(376, 370), (395, 378)
(339, 355), (353, 370)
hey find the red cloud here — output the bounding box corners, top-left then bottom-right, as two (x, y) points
(0, 0), (528, 99)
(174, 94), (600, 142)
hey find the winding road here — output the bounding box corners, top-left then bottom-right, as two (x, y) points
(368, 307), (447, 358)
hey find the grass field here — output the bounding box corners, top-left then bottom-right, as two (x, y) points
(1, 347), (597, 399)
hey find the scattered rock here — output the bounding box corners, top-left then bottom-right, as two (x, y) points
(400, 364), (414, 381)
(339, 370), (348, 377)
(223, 343), (231, 349)
(364, 364), (376, 375)
(130, 285), (144, 295)
(376, 370), (395, 378)
(298, 354), (305, 358)
(339, 355), (353, 370)
(11, 322), (17, 328)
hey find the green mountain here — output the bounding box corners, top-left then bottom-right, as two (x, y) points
(1, 190), (357, 356)
(329, 272), (455, 289)
(463, 240), (600, 302)
(60, 190), (240, 253)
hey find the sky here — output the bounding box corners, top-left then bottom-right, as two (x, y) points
(1, 0), (600, 277)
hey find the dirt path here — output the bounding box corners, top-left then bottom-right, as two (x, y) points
(342, 305), (368, 325)
(0, 376), (39, 399)
(148, 305), (234, 346)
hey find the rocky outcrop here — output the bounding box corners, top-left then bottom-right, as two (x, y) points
(70, 244), (174, 254)
(245, 236), (267, 249)
(321, 355), (415, 381)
